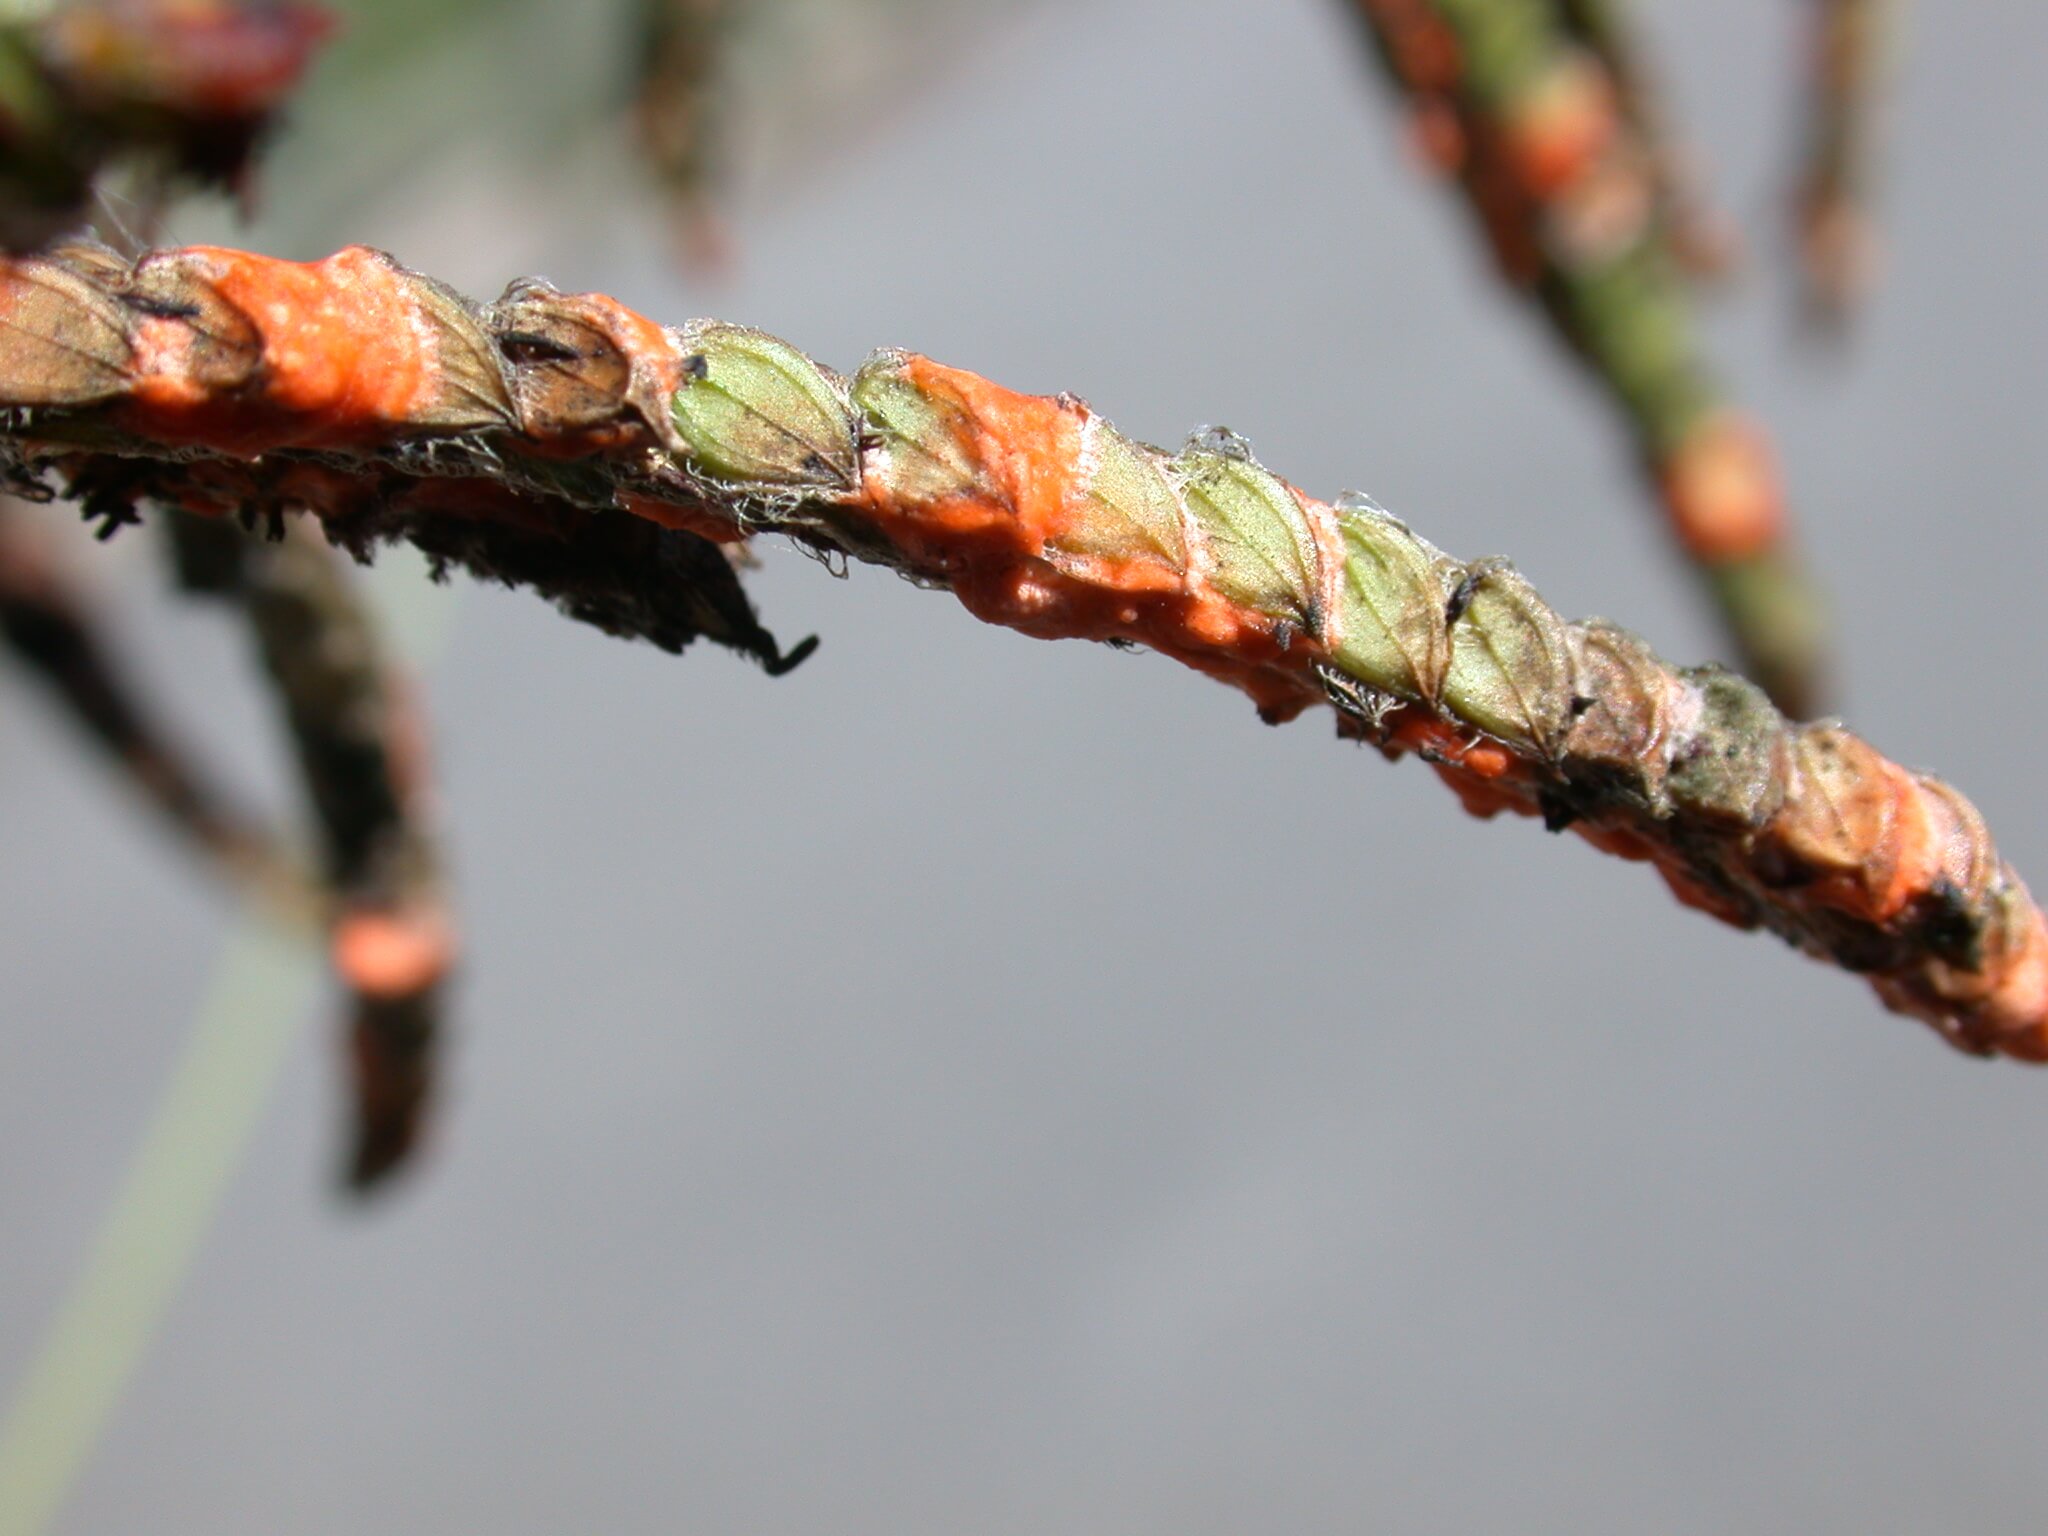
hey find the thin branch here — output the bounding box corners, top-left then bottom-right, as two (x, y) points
(1343, 0), (1827, 715)
(0, 0), (332, 250)
(1551, 0), (1738, 276)
(0, 489), (448, 1189)
(0, 241), (2038, 1059)
(1792, 0), (1896, 332)
(0, 496), (309, 912)
(634, 0), (738, 272)
(167, 511), (451, 1192)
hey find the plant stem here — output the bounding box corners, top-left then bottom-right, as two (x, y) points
(1344, 0), (1828, 714)
(0, 241), (2036, 1059)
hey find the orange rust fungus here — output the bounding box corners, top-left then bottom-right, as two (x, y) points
(856, 357), (1340, 718)
(1503, 57), (1618, 200)
(889, 356), (1090, 547)
(1872, 770), (1941, 923)
(125, 247), (447, 452)
(1458, 742), (1513, 779)
(332, 907), (452, 1002)
(1660, 413), (1786, 564)
(579, 292), (680, 380)
(1431, 761), (1528, 820)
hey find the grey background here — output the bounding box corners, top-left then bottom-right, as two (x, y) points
(6, 0), (2048, 1531)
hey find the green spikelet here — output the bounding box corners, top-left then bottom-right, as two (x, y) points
(849, 351), (986, 503)
(1329, 496), (1454, 705)
(671, 322), (855, 488)
(1440, 563), (1576, 756)
(1174, 437), (1321, 630)
(1054, 425), (1185, 569)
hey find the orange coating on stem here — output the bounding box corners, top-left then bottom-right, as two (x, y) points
(124, 247), (445, 452)
(1502, 54), (1618, 199)
(620, 491), (748, 543)
(490, 290), (689, 460)
(332, 907), (452, 1001)
(854, 358), (1320, 722)
(1660, 413), (1786, 563)
(895, 357), (1092, 545)
(560, 296), (687, 451)
(1873, 768), (1940, 922)
(850, 358), (1547, 759)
